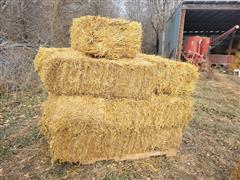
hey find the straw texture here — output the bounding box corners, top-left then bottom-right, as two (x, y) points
(34, 48), (157, 99)
(34, 16), (199, 164)
(70, 16), (142, 59)
(34, 48), (198, 98)
(140, 54), (199, 96)
(40, 94), (191, 163)
(229, 165), (240, 180)
(229, 52), (240, 70)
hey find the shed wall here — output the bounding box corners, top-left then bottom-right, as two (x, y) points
(162, 5), (182, 59)
(162, 1), (240, 59)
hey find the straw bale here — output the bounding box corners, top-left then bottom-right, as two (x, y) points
(229, 165), (240, 180)
(139, 54), (199, 96)
(34, 48), (198, 98)
(49, 127), (182, 163)
(40, 94), (192, 142)
(70, 16), (142, 59)
(229, 52), (240, 70)
(40, 95), (190, 163)
(40, 95), (193, 135)
(34, 48), (157, 99)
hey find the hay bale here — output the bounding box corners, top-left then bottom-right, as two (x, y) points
(40, 94), (192, 163)
(229, 165), (240, 180)
(35, 48), (157, 99)
(229, 52), (240, 70)
(70, 16), (142, 59)
(41, 94), (193, 136)
(140, 54), (199, 96)
(49, 127), (181, 163)
(34, 48), (198, 98)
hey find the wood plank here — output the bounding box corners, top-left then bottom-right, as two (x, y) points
(79, 149), (177, 165)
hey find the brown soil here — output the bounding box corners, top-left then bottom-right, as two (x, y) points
(1, 72), (240, 179)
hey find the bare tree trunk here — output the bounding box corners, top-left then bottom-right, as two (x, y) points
(156, 32), (159, 54)
(19, 1), (28, 42)
(50, 0), (65, 47)
(151, 20), (160, 54)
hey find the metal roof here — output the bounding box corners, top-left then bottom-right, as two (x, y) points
(182, 0), (240, 9)
(184, 9), (240, 33)
(183, 0), (240, 4)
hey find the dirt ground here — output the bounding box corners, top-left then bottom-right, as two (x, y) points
(1, 72), (240, 179)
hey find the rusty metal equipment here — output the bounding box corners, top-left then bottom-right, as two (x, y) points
(182, 25), (239, 68)
(208, 54), (233, 66)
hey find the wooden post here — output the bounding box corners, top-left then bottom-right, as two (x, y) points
(177, 9), (186, 60)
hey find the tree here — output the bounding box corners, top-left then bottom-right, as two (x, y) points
(124, 0), (158, 54)
(149, 0), (181, 55)
(50, 0), (119, 47)
(124, 0), (180, 54)
(88, 0), (119, 17)
(50, 0), (67, 47)
(124, 0), (146, 21)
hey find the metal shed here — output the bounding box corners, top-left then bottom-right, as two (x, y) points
(162, 0), (240, 60)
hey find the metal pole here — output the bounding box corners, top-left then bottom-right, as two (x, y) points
(228, 31), (236, 55)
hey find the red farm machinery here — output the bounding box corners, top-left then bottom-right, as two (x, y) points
(182, 25), (239, 69)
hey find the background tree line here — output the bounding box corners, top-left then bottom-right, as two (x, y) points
(0, 0), (180, 93)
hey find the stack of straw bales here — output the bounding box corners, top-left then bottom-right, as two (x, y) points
(35, 16), (199, 164)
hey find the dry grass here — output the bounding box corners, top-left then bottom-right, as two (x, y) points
(1, 72), (240, 179)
